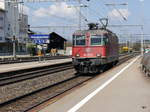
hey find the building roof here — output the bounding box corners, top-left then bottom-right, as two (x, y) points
(0, 8), (5, 12)
(49, 32), (67, 41)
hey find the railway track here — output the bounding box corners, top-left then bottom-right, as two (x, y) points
(0, 53), (139, 112)
(0, 53), (135, 86)
(0, 75), (92, 112)
(0, 62), (73, 86)
(0, 52), (134, 65)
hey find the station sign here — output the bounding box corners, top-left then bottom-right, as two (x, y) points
(30, 34), (49, 44)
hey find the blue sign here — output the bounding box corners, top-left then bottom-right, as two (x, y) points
(30, 34), (49, 44)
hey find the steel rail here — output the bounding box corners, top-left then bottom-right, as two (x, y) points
(0, 63), (72, 86)
(0, 53), (139, 110)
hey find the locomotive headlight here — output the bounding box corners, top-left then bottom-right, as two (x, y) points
(76, 54), (80, 57)
(96, 54), (101, 57)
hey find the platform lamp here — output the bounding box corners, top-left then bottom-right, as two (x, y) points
(12, 36), (17, 59)
(139, 0), (144, 56)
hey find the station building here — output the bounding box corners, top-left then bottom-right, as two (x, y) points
(0, 2), (28, 56)
(30, 32), (67, 54)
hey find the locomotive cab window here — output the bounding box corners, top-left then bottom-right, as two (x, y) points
(73, 35), (85, 46)
(91, 35), (108, 46)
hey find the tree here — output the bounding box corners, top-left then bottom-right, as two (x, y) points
(26, 43), (37, 56)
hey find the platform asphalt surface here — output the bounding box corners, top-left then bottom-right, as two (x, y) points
(0, 58), (71, 73)
(39, 56), (150, 112)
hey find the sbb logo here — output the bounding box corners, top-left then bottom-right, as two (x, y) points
(85, 48), (92, 53)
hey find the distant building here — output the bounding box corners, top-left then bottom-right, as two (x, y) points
(0, 9), (5, 43)
(0, 2), (29, 55)
(18, 14), (29, 52)
(30, 32), (67, 52)
(0, 8), (12, 54)
(66, 47), (72, 56)
(48, 32), (67, 50)
(19, 14), (28, 43)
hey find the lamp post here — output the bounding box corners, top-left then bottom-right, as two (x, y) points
(141, 25), (144, 55)
(12, 36), (16, 59)
(10, 0), (19, 58)
(139, 0), (144, 55)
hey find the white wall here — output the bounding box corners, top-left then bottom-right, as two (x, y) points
(66, 47), (72, 55)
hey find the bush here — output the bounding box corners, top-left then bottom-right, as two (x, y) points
(27, 43), (37, 56)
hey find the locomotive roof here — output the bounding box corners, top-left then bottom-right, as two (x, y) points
(73, 28), (115, 35)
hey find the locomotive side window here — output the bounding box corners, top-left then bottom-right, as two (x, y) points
(91, 35), (108, 46)
(74, 35), (86, 46)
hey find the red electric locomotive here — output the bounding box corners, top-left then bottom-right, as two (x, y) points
(72, 23), (119, 74)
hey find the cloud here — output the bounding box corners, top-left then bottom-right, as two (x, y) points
(0, 0), (4, 9)
(33, 2), (77, 19)
(108, 9), (130, 20)
(33, 7), (48, 17)
(0, 1), (30, 14)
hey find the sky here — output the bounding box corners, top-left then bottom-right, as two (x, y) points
(1, 0), (150, 42)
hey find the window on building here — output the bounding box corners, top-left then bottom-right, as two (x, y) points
(8, 24), (10, 31)
(0, 46), (2, 52)
(0, 27), (3, 30)
(0, 37), (3, 40)
(0, 17), (3, 20)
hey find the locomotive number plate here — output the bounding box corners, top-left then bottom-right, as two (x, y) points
(84, 53), (93, 57)
(85, 48), (92, 53)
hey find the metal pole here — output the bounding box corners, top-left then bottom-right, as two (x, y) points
(140, 0), (144, 56)
(78, 0), (81, 30)
(11, 1), (17, 58)
(130, 34), (133, 51)
(141, 26), (144, 55)
(13, 0), (19, 57)
(13, 36), (16, 58)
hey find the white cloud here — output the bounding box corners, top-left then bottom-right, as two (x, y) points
(139, 0), (144, 2)
(33, 2), (77, 19)
(108, 9), (130, 20)
(0, 0), (4, 9)
(33, 7), (48, 17)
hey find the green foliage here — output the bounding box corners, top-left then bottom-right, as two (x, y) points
(26, 43), (37, 56)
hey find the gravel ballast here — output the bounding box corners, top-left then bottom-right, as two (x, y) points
(0, 69), (75, 104)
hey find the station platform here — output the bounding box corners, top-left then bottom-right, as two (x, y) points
(38, 56), (150, 112)
(0, 55), (31, 58)
(0, 58), (72, 73)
